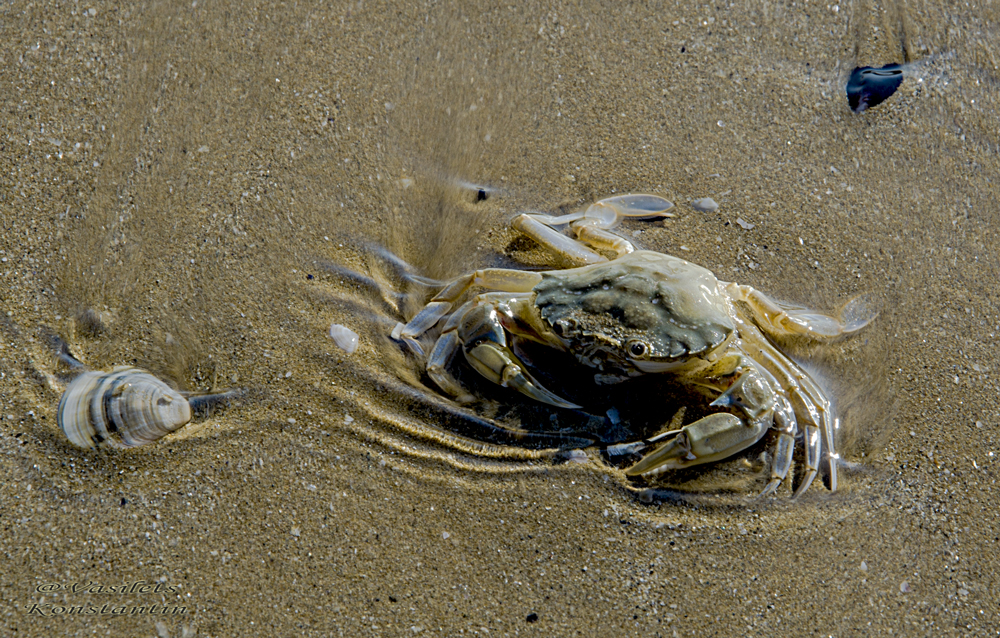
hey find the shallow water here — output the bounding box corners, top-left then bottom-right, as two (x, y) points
(3, 1), (1000, 636)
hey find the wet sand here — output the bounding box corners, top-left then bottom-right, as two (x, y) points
(2, 1), (999, 636)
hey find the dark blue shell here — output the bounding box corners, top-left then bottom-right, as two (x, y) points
(847, 64), (903, 113)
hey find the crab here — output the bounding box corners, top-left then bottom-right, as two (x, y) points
(391, 194), (874, 497)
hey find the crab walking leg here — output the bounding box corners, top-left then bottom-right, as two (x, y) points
(512, 214), (609, 266)
(738, 322), (836, 495)
(773, 367), (830, 495)
(395, 268), (543, 345)
(397, 302), (452, 351)
(425, 331), (475, 404)
(570, 223), (636, 258)
(456, 302), (580, 409)
(511, 195), (674, 266)
(759, 352), (824, 495)
(569, 194), (676, 256)
(797, 374), (838, 494)
(727, 284), (878, 340)
(757, 394), (798, 496)
(430, 269), (542, 304)
(710, 359), (802, 496)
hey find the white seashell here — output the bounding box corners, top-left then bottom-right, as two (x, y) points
(328, 324), (359, 354)
(57, 367), (192, 449)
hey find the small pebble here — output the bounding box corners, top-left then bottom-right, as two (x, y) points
(442, 531), (450, 540)
(691, 197), (719, 212)
(736, 217), (755, 230)
(344, 414), (354, 424)
(900, 581), (912, 593)
(526, 613), (539, 623)
(291, 527), (301, 538)
(860, 561), (868, 572)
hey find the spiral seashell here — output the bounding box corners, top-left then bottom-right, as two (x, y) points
(57, 366), (192, 449)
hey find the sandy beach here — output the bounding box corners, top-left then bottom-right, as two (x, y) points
(2, 1), (999, 635)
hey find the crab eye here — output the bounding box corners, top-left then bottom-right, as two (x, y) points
(627, 340), (649, 358)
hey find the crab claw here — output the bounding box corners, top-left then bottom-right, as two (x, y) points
(625, 413), (766, 477)
(709, 368), (776, 421)
(464, 342), (581, 409)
